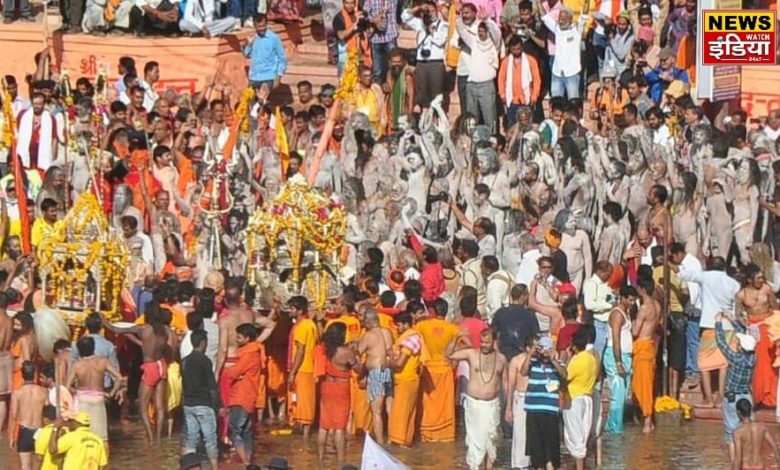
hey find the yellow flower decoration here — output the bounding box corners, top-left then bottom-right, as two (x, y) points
(38, 193), (129, 326)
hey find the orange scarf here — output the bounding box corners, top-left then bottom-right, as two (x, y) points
(342, 9), (373, 68)
(497, 55), (540, 105)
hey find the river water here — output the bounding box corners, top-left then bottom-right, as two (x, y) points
(2, 414), (773, 469)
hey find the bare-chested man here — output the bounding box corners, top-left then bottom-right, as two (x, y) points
(736, 264), (778, 324)
(10, 312), (37, 392)
(0, 291), (12, 432)
(215, 278), (274, 442)
(9, 361), (47, 470)
(632, 277), (662, 434)
(357, 307), (394, 444)
(447, 328), (508, 470)
(66, 336), (124, 452)
(645, 184), (673, 246)
(103, 305), (171, 444)
(733, 398), (780, 470)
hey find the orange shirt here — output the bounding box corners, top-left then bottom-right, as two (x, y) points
(292, 318), (318, 374)
(325, 314), (362, 344)
(416, 317), (459, 364)
(225, 341), (263, 413)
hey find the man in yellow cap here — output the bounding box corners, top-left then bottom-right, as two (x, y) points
(48, 411), (108, 470)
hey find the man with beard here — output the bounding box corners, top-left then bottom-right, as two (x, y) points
(16, 92), (58, 171)
(382, 49), (415, 132)
(626, 76), (653, 119)
(447, 328), (507, 470)
(354, 66), (386, 136)
(498, 36), (541, 131)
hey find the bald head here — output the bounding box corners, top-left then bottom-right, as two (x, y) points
(361, 306), (379, 328)
(636, 226), (652, 247)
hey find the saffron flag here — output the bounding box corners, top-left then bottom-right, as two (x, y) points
(276, 106), (289, 180)
(360, 434), (411, 470)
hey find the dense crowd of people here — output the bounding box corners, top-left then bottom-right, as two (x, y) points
(3, 0), (780, 469)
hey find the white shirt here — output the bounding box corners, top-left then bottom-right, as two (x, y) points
(680, 253), (702, 311)
(542, 13), (588, 77)
(127, 231), (155, 265)
(478, 235), (497, 257)
(764, 125), (780, 142)
(653, 124), (672, 147)
(12, 96), (30, 118)
(514, 248), (541, 287)
(402, 10), (449, 62)
(450, 21), (477, 76)
(486, 269), (513, 320)
(139, 79), (159, 112)
(678, 266), (739, 330)
(583, 274), (614, 322)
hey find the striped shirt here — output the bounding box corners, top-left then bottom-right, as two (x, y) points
(524, 358), (561, 415)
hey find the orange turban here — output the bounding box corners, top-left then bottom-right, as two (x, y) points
(387, 269), (406, 292)
(545, 228), (562, 249)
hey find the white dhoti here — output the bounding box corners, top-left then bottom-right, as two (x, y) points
(590, 388), (603, 441)
(463, 394), (500, 470)
(456, 360), (469, 405)
(511, 391), (531, 470)
(563, 395), (593, 459)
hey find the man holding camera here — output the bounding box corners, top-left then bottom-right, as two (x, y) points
(402, 0), (449, 110)
(520, 335), (567, 470)
(333, 0), (373, 77)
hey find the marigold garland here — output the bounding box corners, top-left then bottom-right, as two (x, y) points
(654, 395), (693, 420)
(38, 193), (129, 326)
(247, 176), (346, 308)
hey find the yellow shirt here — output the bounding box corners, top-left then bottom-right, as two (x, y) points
(393, 328), (424, 382)
(292, 317), (318, 374)
(416, 317), (460, 364)
(35, 424), (64, 470)
(566, 350), (598, 399)
(56, 426), (108, 470)
(378, 313), (398, 341)
(326, 314), (363, 344)
(135, 305), (187, 334)
(31, 218), (56, 251)
(652, 266), (687, 313)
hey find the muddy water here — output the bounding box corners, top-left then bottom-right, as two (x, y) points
(0, 417), (773, 469)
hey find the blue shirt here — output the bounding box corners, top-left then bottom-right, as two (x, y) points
(644, 66), (690, 104)
(243, 31), (288, 82)
(70, 334), (120, 389)
(525, 358), (561, 414)
(716, 321), (755, 395)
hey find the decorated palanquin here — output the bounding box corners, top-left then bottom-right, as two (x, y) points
(246, 174), (347, 310)
(38, 193), (129, 332)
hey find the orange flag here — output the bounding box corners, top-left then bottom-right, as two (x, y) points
(276, 106), (290, 180)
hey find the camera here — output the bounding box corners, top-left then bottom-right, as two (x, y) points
(356, 17), (371, 31)
(421, 12), (432, 24)
(420, 48), (431, 59)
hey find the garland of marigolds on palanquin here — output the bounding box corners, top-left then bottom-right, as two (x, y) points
(246, 177), (347, 309)
(38, 193), (129, 336)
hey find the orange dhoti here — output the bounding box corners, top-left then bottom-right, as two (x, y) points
(698, 328), (731, 372)
(320, 379), (351, 430)
(750, 320), (777, 408)
(350, 376), (372, 435)
(420, 364), (455, 443)
(291, 372), (316, 425)
(266, 356), (288, 398)
(632, 338), (656, 418)
(388, 378), (420, 446)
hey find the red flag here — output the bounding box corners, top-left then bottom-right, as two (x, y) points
(12, 146), (31, 254)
